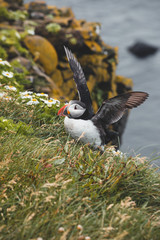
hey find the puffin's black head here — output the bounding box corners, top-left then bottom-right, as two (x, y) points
(58, 100), (89, 120)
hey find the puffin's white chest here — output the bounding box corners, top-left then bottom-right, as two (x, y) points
(64, 117), (101, 147)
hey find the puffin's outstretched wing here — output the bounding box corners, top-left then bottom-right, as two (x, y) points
(64, 46), (94, 118)
(92, 91), (149, 125)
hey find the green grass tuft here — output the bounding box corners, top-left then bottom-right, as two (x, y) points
(0, 93), (160, 240)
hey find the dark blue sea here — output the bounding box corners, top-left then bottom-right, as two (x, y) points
(25, 0), (160, 165)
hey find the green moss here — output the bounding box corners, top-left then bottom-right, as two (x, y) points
(91, 83), (105, 107)
(0, 46), (8, 59)
(13, 72), (30, 89)
(0, 117), (34, 135)
(0, 29), (29, 57)
(46, 14), (54, 20)
(0, 7), (28, 22)
(0, 58), (30, 91)
(11, 60), (29, 75)
(0, 7), (10, 21)
(66, 33), (73, 38)
(45, 23), (61, 33)
(9, 10), (28, 21)
(69, 37), (77, 45)
(15, 44), (29, 57)
(0, 29), (19, 46)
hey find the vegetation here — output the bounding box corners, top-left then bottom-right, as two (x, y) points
(0, 60), (160, 240)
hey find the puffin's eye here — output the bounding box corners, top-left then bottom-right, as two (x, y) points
(74, 105), (77, 110)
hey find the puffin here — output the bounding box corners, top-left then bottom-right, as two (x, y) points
(58, 46), (149, 149)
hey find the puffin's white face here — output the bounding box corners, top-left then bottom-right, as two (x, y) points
(67, 103), (86, 118)
(58, 100), (87, 119)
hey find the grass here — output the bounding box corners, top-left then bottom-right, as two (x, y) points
(0, 93), (160, 240)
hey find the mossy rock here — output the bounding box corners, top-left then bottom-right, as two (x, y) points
(0, 46), (8, 59)
(23, 35), (58, 75)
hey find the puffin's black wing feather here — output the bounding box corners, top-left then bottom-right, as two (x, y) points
(92, 91), (149, 125)
(64, 46), (94, 118)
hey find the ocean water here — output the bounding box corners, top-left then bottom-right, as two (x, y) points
(25, 0), (160, 164)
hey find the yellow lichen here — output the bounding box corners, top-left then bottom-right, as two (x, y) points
(84, 40), (102, 52)
(86, 75), (96, 92)
(50, 69), (63, 88)
(115, 76), (133, 89)
(24, 35), (58, 75)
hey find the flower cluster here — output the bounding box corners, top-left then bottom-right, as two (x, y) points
(107, 146), (125, 158)
(1, 85), (61, 108)
(0, 59), (11, 67)
(0, 57), (61, 109)
(0, 58), (16, 91)
(19, 91), (60, 107)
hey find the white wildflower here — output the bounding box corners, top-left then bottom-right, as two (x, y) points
(0, 92), (5, 98)
(0, 59), (11, 67)
(41, 98), (60, 107)
(41, 99), (56, 107)
(112, 150), (124, 158)
(50, 98), (60, 107)
(36, 92), (48, 97)
(106, 147), (125, 158)
(58, 227), (64, 233)
(85, 237), (91, 240)
(4, 85), (17, 91)
(2, 71), (13, 78)
(27, 29), (35, 35)
(4, 61), (11, 67)
(20, 94), (32, 99)
(3, 96), (12, 101)
(107, 146), (116, 152)
(27, 98), (39, 105)
(20, 91), (33, 95)
(15, 31), (21, 39)
(1, 36), (6, 41)
(77, 224), (83, 231)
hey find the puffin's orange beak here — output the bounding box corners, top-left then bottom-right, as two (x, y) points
(58, 104), (69, 116)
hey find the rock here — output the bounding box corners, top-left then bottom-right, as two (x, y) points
(27, 1), (49, 14)
(30, 11), (45, 20)
(32, 65), (64, 98)
(49, 17), (73, 28)
(48, 6), (74, 18)
(23, 35), (58, 75)
(8, 46), (20, 58)
(0, 0), (9, 8)
(115, 75), (133, 93)
(0, 22), (23, 31)
(4, 0), (23, 9)
(128, 41), (159, 58)
(11, 56), (33, 71)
